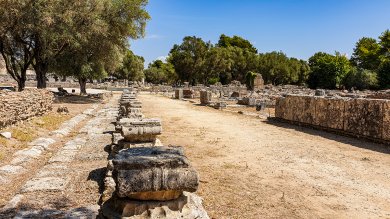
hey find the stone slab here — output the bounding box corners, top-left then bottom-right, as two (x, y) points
(21, 177), (69, 192)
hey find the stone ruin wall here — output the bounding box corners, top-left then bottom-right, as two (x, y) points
(0, 89), (54, 128)
(275, 95), (390, 142)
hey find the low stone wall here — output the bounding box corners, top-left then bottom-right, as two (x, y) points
(0, 89), (54, 128)
(275, 95), (390, 143)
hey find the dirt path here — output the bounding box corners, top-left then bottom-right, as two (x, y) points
(140, 93), (390, 219)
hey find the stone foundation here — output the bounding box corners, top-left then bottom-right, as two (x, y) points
(0, 89), (53, 128)
(275, 95), (390, 143)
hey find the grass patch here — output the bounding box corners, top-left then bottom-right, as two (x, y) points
(10, 128), (36, 143)
(33, 113), (71, 131)
(0, 138), (8, 147)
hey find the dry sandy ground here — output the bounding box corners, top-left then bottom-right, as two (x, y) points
(140, 93), (390, 219)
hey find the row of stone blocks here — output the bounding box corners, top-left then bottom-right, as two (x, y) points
(275, 95), (390, 142)
(102, 88), (209, 218)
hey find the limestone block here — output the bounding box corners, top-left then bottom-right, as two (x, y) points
(344, 98), (383, 138)
(275, 97), (286, 119)
(112, 146), (199, 200)
(314, 97), (345, 129)
(175, 89), (183, 99)
(383, 100), (390, 140)
(119, 118), (162, 142)
(200, 90), (212, 105)
(102, 192), (209, 219)
(183, 89), (194, 99)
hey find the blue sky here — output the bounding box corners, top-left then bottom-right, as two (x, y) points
(130, 0), (390, 67)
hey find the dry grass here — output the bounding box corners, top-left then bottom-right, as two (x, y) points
(33, 113), (71, 131)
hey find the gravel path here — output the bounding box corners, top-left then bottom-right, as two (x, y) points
(140, 93), (390, 219)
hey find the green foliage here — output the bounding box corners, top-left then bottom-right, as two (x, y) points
(50, 0), (150, 93)
(350, 37), (381, 70)
(0, 0), (150, 91)
(114, 50), (145, 81)
(217, 34), (258, 53)
(307, 52), (351, 89)
(208, 77), (219, 85)
(144, 60), (177, 84)
(257, 52), (309, 85)
(245, 71), (257, 90)
(378, 60), (390, 89)
(343, 67), (378, 90)
(169, 36), (210, 84)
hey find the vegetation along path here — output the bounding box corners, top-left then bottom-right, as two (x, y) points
(140, 93), (390, 219)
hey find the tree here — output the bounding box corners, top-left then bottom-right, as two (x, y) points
(377, 60), (390, 89)
(307, 52), (351, 89)
(0, 0), (35, 91)
(343, 67), (378, 90)
(144, 60), (177, 84)
(169, 36), (210, 84)
(350, 37), (381, 71)
(217, 34), (258, 53)
(114, 50), (145, 81)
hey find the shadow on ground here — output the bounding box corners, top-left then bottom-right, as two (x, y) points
(88, 167), (107, 194)
(56, 95), (101, 104)
(265, 119), (390, 155)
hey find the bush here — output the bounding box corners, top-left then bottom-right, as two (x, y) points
(343, 68), (378, 90)
(378, 60), (390, 89)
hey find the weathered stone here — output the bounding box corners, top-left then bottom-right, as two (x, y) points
(275, 95), (390, 142)
(383, 100), (390, 141)
(344, 98), (384, 138)
(57, 106), (69, 114)
(0, 132), (11, 139)
(315, 97), (345, 129)
(21, 177), (69, 192)
(102, 192), (209, 219)
(0, 165), (24, 174)
(183, 89), (195, 99)
(214, 102), (227, 109)
(315, 89), (326, 96)
(0, 89), (53, 129)
(112, 146), (199, 200)
(119, 118), (162, 142)
(175, 89), (183, 99)
(200, 90), (211, 105)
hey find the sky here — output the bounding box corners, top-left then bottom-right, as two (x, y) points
(130, 0), (390, 67)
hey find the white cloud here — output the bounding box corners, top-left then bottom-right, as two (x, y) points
(156, 56), (168, 63)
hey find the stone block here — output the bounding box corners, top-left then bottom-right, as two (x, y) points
(344, 98), (383, 138)
(183, 89), (194, 99)
(119, 118), (162, 142)
(200, 90), (211, 105)
(112, 146), (199, 201)
(383, 100), (390, 141)
(102, 192), (209, 219)
(175, 89), (183, 99)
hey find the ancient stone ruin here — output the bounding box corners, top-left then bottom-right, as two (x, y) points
(101, 88), (209, 218)
(200, 90), (212, 105)
(0, 89), (53, 128)
(275, 95), (390, 143)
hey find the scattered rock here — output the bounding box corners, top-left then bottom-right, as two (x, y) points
(0, 132), (11, 139)
(57, 106), (69, 114)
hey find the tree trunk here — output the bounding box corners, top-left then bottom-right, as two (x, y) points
(35, 62), (48, 89)
(79, 77), (87, 95)
(17, 77), (26, 91)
